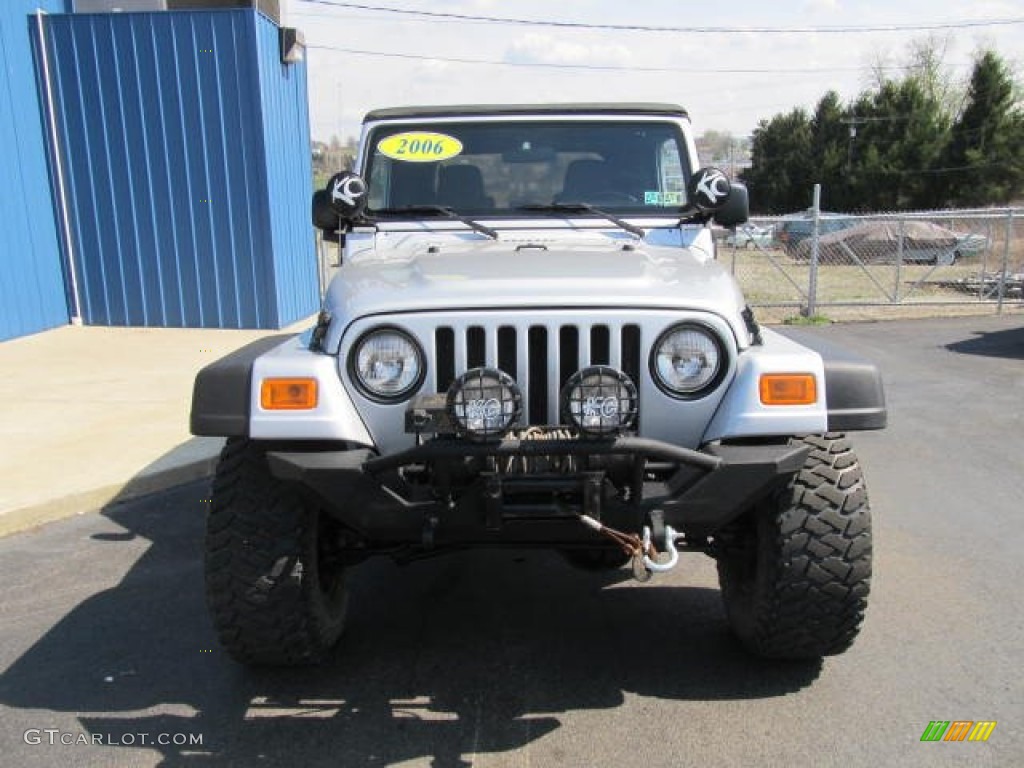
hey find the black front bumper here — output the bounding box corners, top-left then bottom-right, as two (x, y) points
(265, 436), (809, 548)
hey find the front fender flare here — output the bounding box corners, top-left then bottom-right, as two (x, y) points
(191, 334), (374, 446)
(703, 327), (887, 443)
(191, 336), (290, 436)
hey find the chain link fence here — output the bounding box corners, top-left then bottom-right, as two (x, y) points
(722, 190), (1024, 319)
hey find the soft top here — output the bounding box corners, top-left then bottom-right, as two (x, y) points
(363, 103), (689, 122)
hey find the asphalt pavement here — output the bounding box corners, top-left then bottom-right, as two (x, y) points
(0, 315), (1021, 767)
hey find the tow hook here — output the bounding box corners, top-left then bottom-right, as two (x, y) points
(642, 524), (679, 573)
(578, 515), (681, 582)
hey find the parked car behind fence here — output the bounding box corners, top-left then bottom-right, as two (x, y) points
(724, 223), (774, 249)
(775, 212), (854, 254)
(793, 220), (990, 266)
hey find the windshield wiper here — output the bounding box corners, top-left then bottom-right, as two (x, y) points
(374, 205), (498, 240)
(517, 203), (645, 238)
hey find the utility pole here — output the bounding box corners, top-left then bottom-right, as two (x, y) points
(841, 116), (866, 171)
(841, 114), (909, 170)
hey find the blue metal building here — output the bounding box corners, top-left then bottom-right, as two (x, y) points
(40, 7), (318, 329)
(0, 2), (317, 340)
(0, 0), (71, 342)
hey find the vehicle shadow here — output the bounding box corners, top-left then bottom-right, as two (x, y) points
(0, 480), (822, 767)
(945, 325), (1024, 360)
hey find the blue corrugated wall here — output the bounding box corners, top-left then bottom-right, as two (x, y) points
(0, 1), (70, 342)
(255, 15), (319, 327)
(38, 8), (316, 329)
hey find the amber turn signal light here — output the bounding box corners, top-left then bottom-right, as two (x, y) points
(261, 378), (318, 410)
(759, 374), (817, 405)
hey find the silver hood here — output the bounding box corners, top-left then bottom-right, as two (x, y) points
(324, 239), (751, 351)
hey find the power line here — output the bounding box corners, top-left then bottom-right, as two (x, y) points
(858, 160), (1017, 176)
(297, 0), (1024, 34)
(841, 115), (914, 124)
(292, 8), (506, 26)
(306, 43), (919, 74)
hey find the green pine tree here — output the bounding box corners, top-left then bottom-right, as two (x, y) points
(741, 109), (814, 213)
(938, 50), (1024, 206)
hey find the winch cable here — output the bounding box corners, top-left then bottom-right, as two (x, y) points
(578, 514), (647, 557)
(505, 427), (577, 473)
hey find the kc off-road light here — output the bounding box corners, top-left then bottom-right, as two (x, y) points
(561, 366), (638, 436)
(650, 323), (726, 398)
(350, 327), (425, 402)
(447, 368), (522, 439)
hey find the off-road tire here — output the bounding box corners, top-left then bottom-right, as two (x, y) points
(717, 434), (871, 660)
(205, 438), (349, 666)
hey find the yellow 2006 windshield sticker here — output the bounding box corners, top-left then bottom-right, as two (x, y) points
(377, 132), (463, 162)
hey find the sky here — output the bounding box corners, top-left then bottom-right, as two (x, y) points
(282, 0), (1024, 143)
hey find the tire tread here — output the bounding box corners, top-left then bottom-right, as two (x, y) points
(719, 433), (872, 659)
(204, 438), (347, 666)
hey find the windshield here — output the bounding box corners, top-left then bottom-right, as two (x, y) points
(364, 120), (692, 217)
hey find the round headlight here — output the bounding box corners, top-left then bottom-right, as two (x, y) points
(350, 327), (425, 401)
(561, 367), (638, 436)
(447, 368), (521, 440)
(650, 324), (725, 398)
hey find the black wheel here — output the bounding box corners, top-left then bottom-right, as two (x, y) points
(928, 250), (958, 267)
(716, 434), (871, 660)
(561, 547), (631, 571)
(205, 438), (349, 666)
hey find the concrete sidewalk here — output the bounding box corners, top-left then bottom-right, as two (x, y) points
(0, 321), (309, 536)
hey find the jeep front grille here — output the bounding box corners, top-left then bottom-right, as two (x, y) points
(433, 322), (642, 425)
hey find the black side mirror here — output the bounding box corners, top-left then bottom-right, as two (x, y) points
(713, 182), (749, 228)
(683, 167), (748, 226)
(712, 183), (753, 228)
(312, 189), (341, 242)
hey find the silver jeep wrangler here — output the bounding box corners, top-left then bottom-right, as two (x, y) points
(191, 103), (886, 666)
